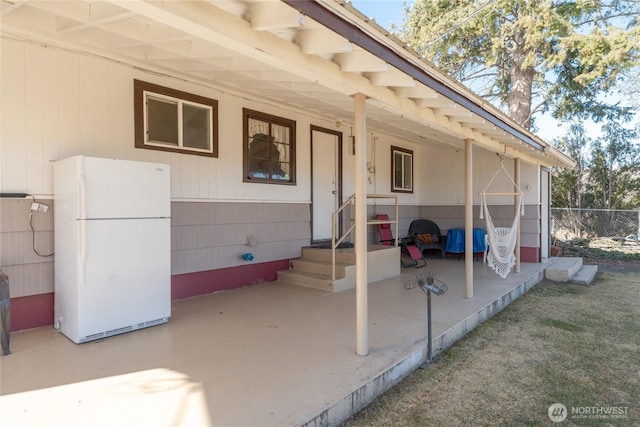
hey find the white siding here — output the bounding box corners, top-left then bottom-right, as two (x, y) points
(419, 146), (540, 206)
(0, 39), (332, 202)
(420, 145), (465, 205)
(2, 38), (535, 206)
(2, 39), (27, 192)
(42, 46), (62, 194)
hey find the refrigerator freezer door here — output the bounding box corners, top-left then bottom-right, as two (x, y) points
(75, 218), (170, 341)
(79, 156), (170, 219)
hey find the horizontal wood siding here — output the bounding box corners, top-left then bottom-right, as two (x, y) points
(0, 198), (54, 297)
(171, 202), (310, 275)
(419, 204), (541, 260)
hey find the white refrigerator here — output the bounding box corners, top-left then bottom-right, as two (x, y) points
(54, 155), (171, 343)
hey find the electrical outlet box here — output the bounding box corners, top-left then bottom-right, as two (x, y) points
(31, 202), (49, 213)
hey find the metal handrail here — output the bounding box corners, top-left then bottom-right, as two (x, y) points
(330, 194), (398, 280)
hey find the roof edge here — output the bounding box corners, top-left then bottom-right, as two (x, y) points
(284, 0), (574, 167)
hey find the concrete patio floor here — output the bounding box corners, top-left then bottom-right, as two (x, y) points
(0, 258), (557, 426)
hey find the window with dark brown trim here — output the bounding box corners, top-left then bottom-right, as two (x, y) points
(134, 79), (218, 157)
(243, 108), (296, 184)
(391, 146), (413, 193)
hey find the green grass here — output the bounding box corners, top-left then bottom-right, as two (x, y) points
(342, 272), (640, 426)
(539, 318), (585, 332)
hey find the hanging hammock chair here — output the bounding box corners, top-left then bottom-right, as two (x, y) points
(480, 158), (524, 279)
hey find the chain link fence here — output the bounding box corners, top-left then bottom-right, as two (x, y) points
(551, 208), (640, 240)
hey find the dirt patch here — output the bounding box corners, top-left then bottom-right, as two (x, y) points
(554, 237), (640, 273)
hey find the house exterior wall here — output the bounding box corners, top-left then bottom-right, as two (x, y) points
(0, 198), (54, 298)
(418, 146), (540, 206)
(0, 38), (326, 330)
(0, 38), (320, 202)
(171, 202), (310, 275)
(368, 204), (541, 263)
(365, 143), (542, 261)
(1, 37), (546, 331)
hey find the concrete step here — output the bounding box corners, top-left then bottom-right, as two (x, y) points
(544, 257), (598, 285)
(300, 244), (396, 264)
(279, 245), (401, 293)
(290, 258), (351, 277)
(277, 268), (355, 293)
(300, 247), (357, 263)
(570, 265), (598, 285)
(277, 270), (334, 292)
(545, 257), (583, 282)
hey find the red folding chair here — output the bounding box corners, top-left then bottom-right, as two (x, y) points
(376, 214), (426, 268)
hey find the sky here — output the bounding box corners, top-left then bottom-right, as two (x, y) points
(351, 0), (413, 29)
(348, 0), (611, 144)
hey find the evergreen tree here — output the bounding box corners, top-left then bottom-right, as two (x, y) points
(551, 123), (591, 208)
(399, 0), (639, 129)
(587, 123), (640, 210)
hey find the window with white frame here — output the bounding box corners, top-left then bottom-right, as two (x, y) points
(134, 80), (218, 157)
(391, 146), (413, 193)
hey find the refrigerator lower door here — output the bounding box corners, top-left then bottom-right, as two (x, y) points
(75, 218), (170, 343)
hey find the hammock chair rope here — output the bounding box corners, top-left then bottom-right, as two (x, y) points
(480, 158), (524, 279)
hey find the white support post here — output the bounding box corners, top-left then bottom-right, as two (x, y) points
(354, 93), (368, 356)
(465, 139), (473, 299)
(514, 158), (521, 272)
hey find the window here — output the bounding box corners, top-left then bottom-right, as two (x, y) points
(243, 108), (296, 184)
(391, 146), (413, 193)
(134, 80), (218, 157)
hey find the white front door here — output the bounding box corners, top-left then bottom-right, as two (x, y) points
(311, 126), (342, 242)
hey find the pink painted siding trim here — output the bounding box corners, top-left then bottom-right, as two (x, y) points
(172, 260), (291, 300)
(520, 247), (539, 263)
(9, 260), (291, 332)
(10, 293), (54, 332)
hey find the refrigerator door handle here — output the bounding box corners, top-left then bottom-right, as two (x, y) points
(78, 170), (86, 219)
(79, 220), (86, 285)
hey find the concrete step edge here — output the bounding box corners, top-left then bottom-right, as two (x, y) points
(570, 265), (598, 285)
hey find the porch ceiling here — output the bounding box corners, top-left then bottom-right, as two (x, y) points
(0, 0), (574, 168)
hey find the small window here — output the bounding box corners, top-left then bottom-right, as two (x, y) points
(243, 109), (296, 185)
(391, 146), (413, 193)
(134, 80), (218, 157)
